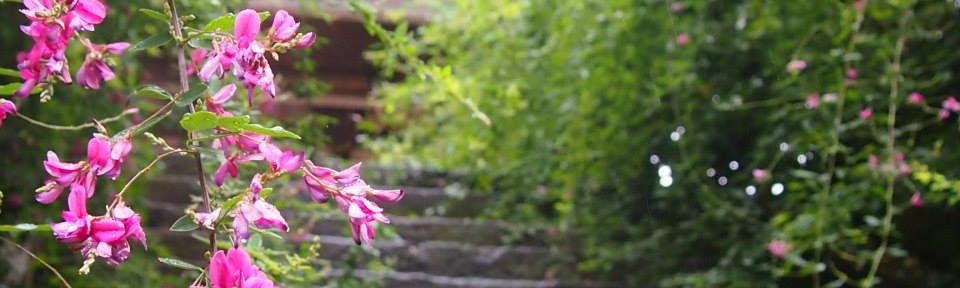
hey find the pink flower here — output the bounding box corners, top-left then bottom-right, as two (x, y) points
(233, 197), (288, 242)
(234, 9), (261, 50)
(269, 10), (299, 42)
(77, 42), (128, 89)
(805, 93), (820, 109)
(52, 188), (90, 243)
(208, 248), (277, 288)
(846, 68), (858, 79)
(670, 2), (684, 12)
(258, 142), (303, 174)
(786, 60), (807, 73)
(194, 208), (221, 230)
(302, 161), (404, 245)
(111, 201), (147, 248)
(206, 83), (236, 116)
(911, 192), (922, 207)
(752, 169), (769, 182)
(822, 93), (838, 103)
(294, 32), (316, 49)
(0, 99), (16, 127)
(250, 173), (263, 195)
(199, 37), (239, 82)
(868, 154), (879, 169)
(214, 155), (239, 186)
(939, 109), (950, 121)
(188, 48), (208, 75)
(348, 197), (390, 245)
(675, 33), (689, 47)
(859, 107), (872, 120)
(943, 96), (960, 112)
(767, 240), (794, 258)
(908, 92), (924, 104)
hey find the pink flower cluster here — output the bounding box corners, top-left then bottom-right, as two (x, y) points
(37, 134), (141, 268)
(767, 240), (794, 258)
(0, 99), (17, 128)
(38, 134), (131, 204)
(206, 248), (277, 288)
(36, 134), (147, 265)
(16, 0), (126, 97)
(303, 162), (404, 245)
(939, 96), (960, 120)
(198, 9), (315, 105)
(867, 152), (912, 177)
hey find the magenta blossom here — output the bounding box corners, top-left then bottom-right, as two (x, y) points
(804, 93), (820, 109)
(767, 240), (794, 258)
(258, 142), (303, 174)
(200, 9), (314, 105)
(0, 99), (17, 128)
(846, 68), (858, 79)
(944, 96), (960, 112)
(206, 83), (237, 116)
(347, 197), (391, 245)
(233, 196), (288, 242)
(208, 248), (277, 288)
(77, 41), (128, 89)
(911, 192), (923, 207)
(859, 107), (872, 120)
(675, 33), (689, 47)
(752, 169), (769, 183)
(302, 161), (404, 245)
(908, 92), (924, 104)
(786, 60), (807, 73)
(75, 201), (146, 266)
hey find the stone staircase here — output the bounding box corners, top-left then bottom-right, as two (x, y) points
(142, 156), (608, 288)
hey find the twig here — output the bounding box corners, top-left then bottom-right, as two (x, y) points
(108, 149), (188, 210)
(863, 14), (910, 287)
(16, 108), (138, 131)
(166, 0), (216, 253)
(0, 237), (72, 288)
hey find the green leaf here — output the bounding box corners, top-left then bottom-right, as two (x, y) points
(0, 82), (40, 96)
(237, 123), (301, 139)
(0, 83), (22, 95)
(133, 33), (173, 51)
(247, 234), (263, 249)
(250, 226), (283, 239)
(0, 68), (19, 78)
(221, 193), (245, 212)
(218, 116), (251, 131)
(259, 188), (274, 199)
(176, 84), (208, 107)
(169, 215), (199, 232)
(137, 8), (167, 21)
(179, 111), (219, 132)
(0, 224), (50, 232)
(158, 257), (204, 271)
(203, 13), (236, 33)
(134, 85), (172, 100)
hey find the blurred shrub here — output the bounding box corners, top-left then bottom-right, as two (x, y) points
(370, 0), (960, 286)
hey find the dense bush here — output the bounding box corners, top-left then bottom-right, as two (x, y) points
(370, 0), (960, 286)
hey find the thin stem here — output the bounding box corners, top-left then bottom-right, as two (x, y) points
(863, 18), (909, 287)
(16, 108), (138, 131)
(166, 0), (216, 253)
(814, 2), (869, 286)
(108, 149), (188, 210)
(0, 237), (72, 288)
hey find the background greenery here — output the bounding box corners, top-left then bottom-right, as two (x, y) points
(369, 0), (960, 286)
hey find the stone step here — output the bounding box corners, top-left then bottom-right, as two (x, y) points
(304, 215), (549, 246)
(310, 235), (574, 280)
(327, 269), (615, 288)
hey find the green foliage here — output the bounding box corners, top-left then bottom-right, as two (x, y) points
(371, 0), (960, 286)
